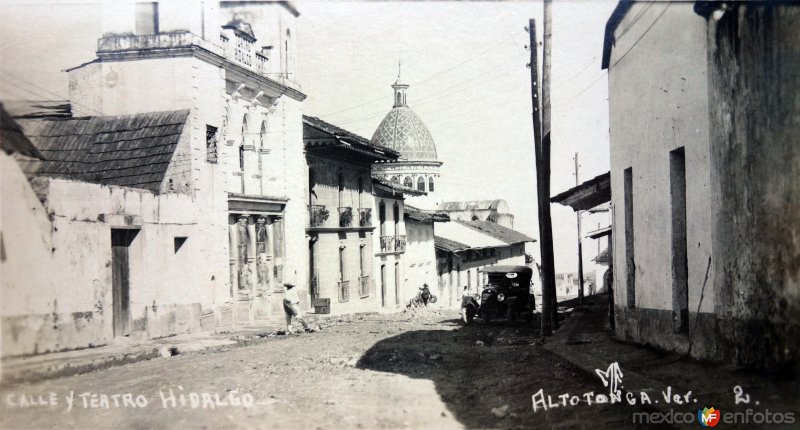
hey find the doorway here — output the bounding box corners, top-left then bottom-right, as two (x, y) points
(111, 229), (138, 337)
(394, 262), (400, 306)
(380, 264), (387, 307)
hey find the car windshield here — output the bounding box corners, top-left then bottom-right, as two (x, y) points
(484, 273), (526, 289)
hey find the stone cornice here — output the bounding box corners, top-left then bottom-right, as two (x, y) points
(82, 39), (306, 102)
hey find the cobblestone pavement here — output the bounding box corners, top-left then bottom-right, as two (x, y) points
(1, 309), (652, 429)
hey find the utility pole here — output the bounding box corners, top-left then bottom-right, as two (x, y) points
(575, 153), (585, 304)
(542, 0), (558, 331)
(529, 0), (557, 337)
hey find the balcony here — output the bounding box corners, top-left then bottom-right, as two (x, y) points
(380, 236), (394, 253)
(308, 205), (329, 227)
(359, 208), (372, 227)
(394, 235), (407, 253)
(338, 207), (354, 228)
(359, 276), (370, 298)
(338, 280), (350, 303)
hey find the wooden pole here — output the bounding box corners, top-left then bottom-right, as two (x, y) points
(528, 19), (550, 336)
(542, 0), (558, 330)
(576, 153), (585, 304)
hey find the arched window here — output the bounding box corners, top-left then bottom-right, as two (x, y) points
(391, 176), (399, 184)
(428, 177), (435, 192)
(417, 177), (425, 191)
(258, 121), (266, 170)
(240, 115), (248, 171)
(396, 93), (402, 105)
(403, 177), (413, 189)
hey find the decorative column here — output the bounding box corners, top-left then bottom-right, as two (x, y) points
(228, 220), (239, 298)
(266, 220), (275, 290)
(246, 216), (257, 295)
(236, 215), (249, 297)
(255, 217), (269, 296)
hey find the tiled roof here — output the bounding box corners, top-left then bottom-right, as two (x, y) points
(434, 236), (470, 253)
(1, 103), (44, 159)
(18, 110), (189, 193)
(372, 176), (426, 196)
(456, 220), (535, 244)
(404, 205), (450, 223)
(303, 115), (400, 160)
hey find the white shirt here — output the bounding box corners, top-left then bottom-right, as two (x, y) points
(284, 287), (300, 304)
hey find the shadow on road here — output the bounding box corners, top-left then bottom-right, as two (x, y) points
(356, 318), (557, 428)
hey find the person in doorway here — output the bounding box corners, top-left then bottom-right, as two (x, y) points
(419, 283), (432, 307)
(283, 282), (312, 334)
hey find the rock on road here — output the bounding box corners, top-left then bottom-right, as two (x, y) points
(0, 309), (636, 429)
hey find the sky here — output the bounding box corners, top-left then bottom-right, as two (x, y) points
(0, 0), (617, 275)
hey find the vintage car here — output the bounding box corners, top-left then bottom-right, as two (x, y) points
(461, 265), (535, 324)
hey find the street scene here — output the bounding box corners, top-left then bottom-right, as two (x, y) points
(1, 0), (799, 429)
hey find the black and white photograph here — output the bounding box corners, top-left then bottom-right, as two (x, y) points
(0, 0), (798, 428)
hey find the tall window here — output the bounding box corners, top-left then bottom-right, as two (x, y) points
(379, 201), (386, 236)
(417, 177), (425, 192)
(391, 176), (399, 184)
(206, 125), (218, 163)
(393, 203), (399, 234)
(357, 175), (364, 209)
(259, 121), (267, 171)
(403, 177), (413, 188)
(239, 116), (248, 171)
(428, 177), (435, 192)
(338, 172), (344, 208)
(359, 244), (365, 278)
(670, 147), (688, 333)
(624, 167), (635, 308)
(308, 168), (316, 204)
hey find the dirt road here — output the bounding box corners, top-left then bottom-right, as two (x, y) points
(1, 309), (639, 429)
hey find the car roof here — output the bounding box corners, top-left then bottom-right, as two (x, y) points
(479, 265), (533, 274)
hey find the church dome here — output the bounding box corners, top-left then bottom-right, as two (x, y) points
(371, 78), (438, 161)
(372, 107), (438, 161)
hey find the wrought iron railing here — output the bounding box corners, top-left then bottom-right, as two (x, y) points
(359, 208), (372, 227)
(339, 207), (353, 227)
(395, 235), (407, 253)
(359, 276), (370, 297)
(338, 280), (350, 302)
(308, 205), (329, 227)
(380, 235), (394, 253)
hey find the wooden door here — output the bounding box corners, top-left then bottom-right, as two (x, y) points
(111, 229), (138, 337)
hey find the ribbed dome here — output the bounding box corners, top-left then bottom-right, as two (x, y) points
(372, 106), (438, 161)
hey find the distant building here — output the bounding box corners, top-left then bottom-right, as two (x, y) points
(435, 220), (535, 308)
(303, 116), (400, 314)
(604, 1), (800, 368)
(439, 199), (515, 229)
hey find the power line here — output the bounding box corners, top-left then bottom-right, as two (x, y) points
(1, 70), (106, 117)
(608, 3), (670, 70)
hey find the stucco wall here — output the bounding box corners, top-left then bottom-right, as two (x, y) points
(404, 220), (437, 306)
(1, 176), (211, 357)
(704, 4), (800, 368)
(608, 2), (714, 315)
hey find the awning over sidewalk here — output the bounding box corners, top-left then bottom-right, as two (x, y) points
(551, 171), (610, 212)
(586, 226), (611, 239)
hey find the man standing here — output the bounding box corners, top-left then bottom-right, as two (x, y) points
(283, 282), (312, 334)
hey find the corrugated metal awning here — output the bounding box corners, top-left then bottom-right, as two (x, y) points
(551, 171), (611, 212)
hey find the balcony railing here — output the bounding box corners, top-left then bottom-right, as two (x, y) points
(339, 207), (353, 227)
(380, 235), (394, 253)
(359, 208), (372, 227)
(359, 276), (370, 298)
(338, 280), (350, 303)
(308, 205), (329, 227)
(395, 235), (407, 253)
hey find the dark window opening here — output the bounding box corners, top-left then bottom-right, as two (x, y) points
(428, 177), (435, 192)
(624, 167), (635, 308)
(417, 177), (425, 192)
(670, 148), (689, 333)
(206, 125), (218, 163)
(403, 177), (413, 188)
